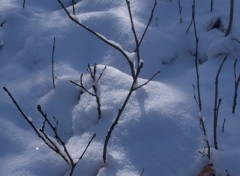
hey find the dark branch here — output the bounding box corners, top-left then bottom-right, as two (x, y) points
(52, 37), (56, 89)
(77, 133), (96, 162)
(138, 0), (157, 48)
(56, 0), (135, 77)
(213, 55), (228, 150)
(133, 71), (160, 91)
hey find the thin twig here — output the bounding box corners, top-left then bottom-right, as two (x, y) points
(4, 87), (96, 176)
(138, 0), (157, 49)
(232, 59), (240, 114)
(3, 87), (70, 164)
(70, 64), (106, 120)
(186, 3), (195, 33)
(126, 0), (140, 62)
(56, 0), (158, 163)
(56, 0), (135, 77)
(140, 168), (145, 176)
(98, 66), (107, 80)
(178, 0), (183, 23)
(72, 0), (75, 15)
(3, 87), (40, 137)
(231, 38), (240, 44)
(37, 105), (74, 165)
(52, 37), (56, 89)
(222, 118), (226, 133)
(211, 0), (213, 12)
(225, 169), (230, 176)
(133, 71), (160, 90)
(213, 55), (228, 150)
(23, 0), (26, 8)
(190, 0), (211, 159)
(225, 0), (234, 36)
(78, 134), (96, 161)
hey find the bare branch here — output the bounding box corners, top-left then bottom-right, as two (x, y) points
(52, 37), (56, 89)
(3, 87), (39, 136)
(138, 0), (157, 48)
(189, 0), (211, 159)
(225, 0), (234, 36)
(23, 0), (26, 8)
(193, 84), (200, 107)
(3, 87), (71, 165)
(37, 105), (74, 165)
(140, 168), (145, 176)
(102, 0), (158, 163)
(232, 58), (240, 113)
(56, 0), (135, 77)
(222, 118), (226, 133)
(126, 0), (139, 54)
(72, 0), (75, 15)
(98, 65), (107, 80)
(70, 80), (95, 96)
(70, 64), (106, 120)
(133, 71), (160, 91)
(213, 55), (228, 150)
(56, 0), (158, 163)
(77, 133), (96, 162)
(232, 38), (240, 44)
(178, 0), (183, 23)
(211, 0), (213, 12)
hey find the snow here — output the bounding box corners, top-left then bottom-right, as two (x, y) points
(1, 0), (240, 175)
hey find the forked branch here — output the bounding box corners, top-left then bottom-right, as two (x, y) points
(213, 55), (228, 150)
(70, 64), (106, 120)
(56, 0), (158, 163)
(3, 87), (96, 176)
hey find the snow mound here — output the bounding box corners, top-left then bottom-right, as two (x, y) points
(70, 65), (201, 175)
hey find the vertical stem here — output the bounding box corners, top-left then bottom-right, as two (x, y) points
(192, 0), (211, 159)
(192, 0), (202, 112)
(72, 0), (75, 15)
(23, 0), (26, 8)
(126, 0), (140, 64)
(213, 56), (227, 150)
(225, 0), (234, 36)
(52, 37), (56, 89)
(178, 0), (183, 23)
(211, 0), (213, 12)
(222, 118), (226, 133)
(232, 59), (240, 114)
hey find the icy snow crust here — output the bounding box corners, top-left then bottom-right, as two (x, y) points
(1, 0), (240, 175)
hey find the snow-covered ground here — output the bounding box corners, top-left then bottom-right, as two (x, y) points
(1, 0), (240, 175)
